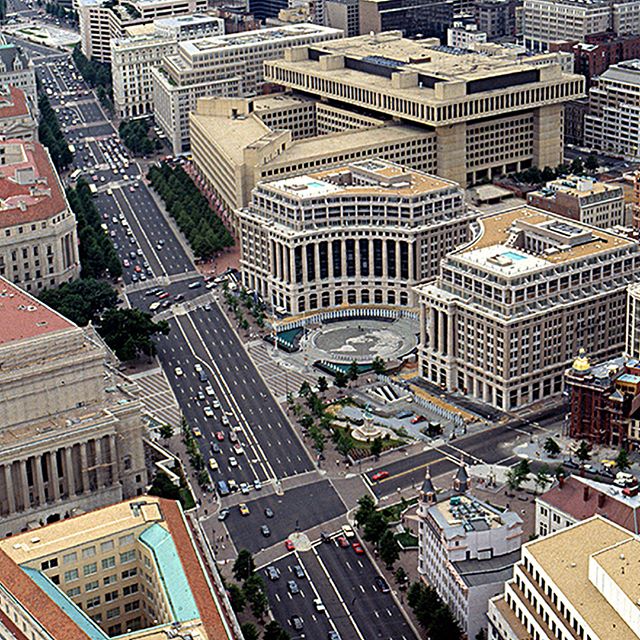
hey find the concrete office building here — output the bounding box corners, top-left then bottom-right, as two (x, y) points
(416, 207), (640, 411)
(527, 175), (627, 228)
(627, 282), (640, 358)
(263, 31), (585, 187)
(585, 60), (640, 159)
(152, 24), (342, 154)
(190, 94), (438, 224)
(0, 140), (79, 292)
(536, 475), (640, 537)
(111, 14), (224, 119)
(475, 0), (517, 40)
(0, 84), (37, 141)
(78, 0), (208, 63)
(325, 0), (360, 37)
(523, 0), (640, 52)
(447, 22), (488, 48)
(0, 278), (147, 537)
(488, 516), (640, 640)
(238, 159), (475, 314)
(417, 468), (523, 640)
(0, 497), (237, 639)
(0, 41), (38, 114)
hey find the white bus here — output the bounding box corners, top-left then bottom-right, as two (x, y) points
(88, 183), (98, 197)
(69, 168), (82, 181)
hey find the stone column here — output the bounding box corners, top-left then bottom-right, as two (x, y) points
(382, 239), (389, 279)
(302, 244), (309, 286)
(19, 459), (29, 511)
(79, 443), (90, 494)
(395, 241), (401, 283)
(435, 121), (467, 187)
(438, 310), (446, 354)
(34, 455), (45, 507)
(369, 239), (375, 279)
(49, 451), (60, 502)
(447, 306), (455, 358)
(354, 238), (361, 277)
(3, 464), (15, 514)
(533, 103), (563, 172)
(95, 438), (103, 489)
(314, 242), (321, 283)
(341, 239), (347, 278)
(65, 447), (76, 497)
(108, 434), (117, 487)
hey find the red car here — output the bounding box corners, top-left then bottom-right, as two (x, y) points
(215, 431), (225, 441)
(336, 536), (349, 548)
(371, 471), (389, 482)
(352, 542), (365, 555)
(411, 415), (426, 424)
(285, 539), (295, 551)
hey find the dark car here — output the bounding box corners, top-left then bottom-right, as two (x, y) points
(375, 576), (391, 593)
(293, 565), (305, 579)
(266, 565), (280, 581)
(290, 616), (303, 631)
(210, 442), (221, 454)
(260, 525), (271, 537)
(287, 580), (300, 595)
(264, 507), (274, 518)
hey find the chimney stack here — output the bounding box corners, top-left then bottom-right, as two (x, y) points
(598, 493), (606, 509)
(559, 475), (565, 488)
(583, 486), (590, 502)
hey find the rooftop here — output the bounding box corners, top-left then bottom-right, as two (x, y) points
(0, 139), (69, 229)
(454, 206), (633, 274)
(0, 276), (74, 346)
(0, 84), (29, 119)
(529, 174), (622, 200)
(526, 516), (637, 640)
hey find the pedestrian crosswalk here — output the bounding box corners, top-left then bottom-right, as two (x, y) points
(248, 341), (319, 401)
(128, 367), (181, 427)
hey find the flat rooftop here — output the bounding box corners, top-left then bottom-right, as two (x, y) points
(429, 495), (514, 536)
(530, 175), (622, 199)
(264, 159), (455, 199)
(526, 517), (637, 640)
(454, 206), (633, 274)
(0, 277), (73, 346)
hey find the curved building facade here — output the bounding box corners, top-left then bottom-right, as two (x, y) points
(238, 159), (476, 315)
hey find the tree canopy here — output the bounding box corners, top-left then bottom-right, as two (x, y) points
(39, 278), (117, 326)
(38, 93), (72, 170)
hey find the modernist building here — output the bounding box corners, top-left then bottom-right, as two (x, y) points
(78, 0), (208, 63)
(263, 31), (585, 187)
(536, 475), (640, 537)
(0, 497), (238, 639)
(111, 14), (224, 119)
(474, 0), (517, 40)
(190, 94), (436, 221)
(0, 140), (79, 292)
(585, 60), (640, 159)
(522, 0), (640, 52)
(0, 84), (37, 141)
(152, 24), (342, 154)
(325, 0), (360, 37)
(627, 282), (640, 357)
(527, 175), (627, 228)
(417, 467), (523, 640)
(0, 278), (147, 537)
(447, 22), (488, 48)
(488, 516), (640, 640)
(0, 40), (37, 113)
(238, 159), (475, 314)
(416, 207), (640, 411)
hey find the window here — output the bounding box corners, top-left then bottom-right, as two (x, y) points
(121, 568), (137, 580)
(82, 547), (96, 559)
(85, 580), (99, 592)
(118, 534), (134, 547)
(120, 550), (136, 564)
(104, 574), (117, 586)
(63, 552), (77, 565)
(86, 596), (100, 610)
(102, 556), (116, 570)
(100, 540), (115, 553)
(40, 558), (58, 570)
(123, 584), (139, 596)
(66, 587), (81, 597)
(124, 600), (140, 612)
(64, 569), (79, 582)
(105, 590), (118, 603)
(83, 563), (97, 577)
(107, 607), (120, 620)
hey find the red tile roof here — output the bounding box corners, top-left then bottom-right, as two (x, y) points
(540, 476), (639, 534)
(0, 548), (91, 640)
(161, 499), (232, 639)
(0, 139), (68, 229)
(0, 276), (74, 345)
(0, 85), (30, 119)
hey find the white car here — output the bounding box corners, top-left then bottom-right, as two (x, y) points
(233, 444), (245, 456)
(205, 385), (215, 396)
(204, 406), (214, 418)
(228, 456), (238, 468)
(221, 415), (230, 426)
(174, 367), (184, 377)
(194, 363), (203, 373)
(313, 598), (326, 612)
(212, 399), (221, 409)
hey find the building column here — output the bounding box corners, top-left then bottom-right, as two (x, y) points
(314, 242), (321, 283)
(65, 446), (76, 497)
(79, 443), (90, 494)
(533, 103), (563, 171)
(435, 122), (467, 187)
(4, 464), (16, 514)
(447, 307), (455, 358)
(341, 239), (347, 278)
(382, 239), (389, 278)
(354, 238), (361, 277)
(34, 455), (45, 507)
(19, 459), (29, 511)
(108, 434), (117, 487)
(49, 451), (60, 502)
(395, 241), (401, 283)
(94, 438), (103, 489)
(368, 239), (375, 279)
(438, 310), (446, 354)
(302, 244), (309, 285)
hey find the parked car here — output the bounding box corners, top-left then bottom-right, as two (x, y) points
(287, 580), (300, 595)
(260, 525), (271, 537)
(266, 565), (280, 581)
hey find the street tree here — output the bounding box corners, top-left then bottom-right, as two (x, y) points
(317, 376), (328, 393)
(506, 467), (523, 492)
(585, 154), (599, 173)
(348, 360), (359, 382)
(243, 574), (268, 619)
(159, 423), (174, 440)
(335, 371), (348, 388)
(379, 529), (400, 568)
(299, 381), (311, 397)
(240, 623), (260, 640)
(394, 566), (408, 585)
(355, 495), (377, 527)
(363, 511), (389, 545)
(371, 436), (383, 459)
(263, 621), (290, 640)
(616, 448), (631, 472)
(148, 471), (180, 501)
(576, 440), (591, 464)
(97, 309), (169, 361)
(543, 437), (561, 458)
(232, 549), (255, 583)
(227, 583), (245, 613)
(535, 464), (552, 494)
(571, 157), (585, 174)
(336, 431), (352, 458)
(372, 356), (386, 375)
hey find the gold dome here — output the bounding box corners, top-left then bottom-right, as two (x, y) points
(572, 348), (590, 372)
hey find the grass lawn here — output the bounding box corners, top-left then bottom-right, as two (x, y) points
(395, 531), (418, 548)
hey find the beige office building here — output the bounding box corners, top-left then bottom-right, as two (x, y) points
(263, 31), (585, 187)
(111, 14), (224, 119)
(417, 207), (640, 411)
(488, 516), (640, 640)
(0, 278), (147, 537)
(190, 94), (437, 226)
(152, 24), (343, 154)
(0, 140), (79, 292)
(238, 159), (474, 315)
(0, 84), (37, 141)
(78, 0), (208, 63)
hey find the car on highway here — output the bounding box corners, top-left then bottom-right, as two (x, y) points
(233, 444), (244, 456)
(287, 580), (300, 595)
(192, 427), (202, 438)
(260, 524), (271, 537)
(194, 363), (203, 373)
(411, 415), (426, 424)
(375, 576), (391, 593)
(205, 386), (215, 396)
(293, 565), (305, 579)
(212, 399), (221, 409)
(210, 442), (221, 454)
(265, 507), (274, 518)
(240, 482), (250, 494)
(197, 391), (205, 401)
(215, 431), (225, 441)
(336, 536), (349, 548)
(208, 458), (218, 471)
(228, 479), (238, 492)
(285, 539), (295, 551)
(157, 291), (169, 299)
(203, 406), (214, 418)
(328, 631), (341, 640)
(217, 508), (230, 520)
(134, 265), (142, 273)
(352, 541), (365, 555)
(342, 524), (356, 538)
(266, 566), (280, 581)
(188, 281), (202, 289)
(371, 471), (390, 482)
(239, 503), (250, 516)
(221, 415), (230, 426)
(229, 432), (238, 443)
(290, 616), (304, 631)
(174, 366), (183, 376)
(313, 598), (325, 612)
(228, 456), (238, 467)
(254, 480), (262, 490)
(123, 259), (130, 268)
